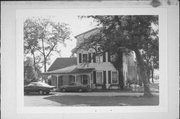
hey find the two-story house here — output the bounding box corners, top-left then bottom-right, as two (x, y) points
(45, 28), (138, 90)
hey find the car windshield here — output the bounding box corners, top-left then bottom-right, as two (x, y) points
(27, 83), (35, 86)
(28, 82), (50, 87)
(37, 82), (49, 86)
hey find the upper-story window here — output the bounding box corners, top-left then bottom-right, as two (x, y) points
(96, 55), (103, 63)
(79, 53), (91, 63)
(82, 54), (88, 63)
(79, 51), (111, 64)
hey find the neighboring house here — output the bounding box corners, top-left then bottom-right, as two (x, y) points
(45, 28), (139, 90)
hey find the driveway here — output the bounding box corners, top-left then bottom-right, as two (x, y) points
(24, 92), (159, 106)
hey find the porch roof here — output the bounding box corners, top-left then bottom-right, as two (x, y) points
(44, 65), (94, 75)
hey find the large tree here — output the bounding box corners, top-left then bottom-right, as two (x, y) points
(24, 18), (40, 72)
(142, 38), (159, 83)
(24, 18), (71, 72)
(78, 16), (158, 96)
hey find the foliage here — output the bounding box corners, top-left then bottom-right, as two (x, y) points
(24, 57), (39, 85)
(78, 15), (158, 96)
(24, 17), (71, 72)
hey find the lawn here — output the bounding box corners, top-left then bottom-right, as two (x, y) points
(43, 95), (159, 106)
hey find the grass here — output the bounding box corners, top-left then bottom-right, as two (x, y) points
(43, 95), (159, 106)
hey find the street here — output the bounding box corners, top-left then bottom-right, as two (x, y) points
(24, 92), (159, 106)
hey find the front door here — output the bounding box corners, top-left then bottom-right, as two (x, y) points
(81, 75), (88, 85)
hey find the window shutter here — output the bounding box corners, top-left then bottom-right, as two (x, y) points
(108, 71), (111, 84)
(79, 53), (82, 63)
(108, 51), (110, 62)
(103, 52), (106, 62)
(93, 53), (96, 63)
(88, 53), (91, 63)
(103, 71), (106, 85)
(93, 71), (96, 84)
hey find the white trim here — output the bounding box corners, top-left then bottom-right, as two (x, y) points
(106, 52), (108, 62)
(56, 75), (58, 89)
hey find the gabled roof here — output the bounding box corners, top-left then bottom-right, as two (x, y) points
(72, 28), (101, 54)
(74, 27), (100, 38)
(47, 57), (77, 72)
(45, 65), (94, 75)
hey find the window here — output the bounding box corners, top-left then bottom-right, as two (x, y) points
(69, 75), (75, 84)
(100, 55), (103, 62)
(96, 55), (103, 63)
(82, 54), (88, 63)
(96, 71), (103, 84)
(80, 75), (88, 85)
(112, 71), (118, 84)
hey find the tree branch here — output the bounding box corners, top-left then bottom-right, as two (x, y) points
(45, 44), (56, 59)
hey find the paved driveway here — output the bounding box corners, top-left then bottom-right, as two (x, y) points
(24, 92), (159, 106)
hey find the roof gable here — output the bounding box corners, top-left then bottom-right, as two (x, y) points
(72, 28), (101, 53)
(47, 57), (77, 72)
(75, 28), (100, 39)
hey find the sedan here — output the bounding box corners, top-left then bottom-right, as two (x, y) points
(60, 82), (90, 92)
(24, 82), (56, 95)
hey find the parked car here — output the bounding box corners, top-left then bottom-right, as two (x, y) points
(60, 82), (90, 92)
(24, 82), (56, 95)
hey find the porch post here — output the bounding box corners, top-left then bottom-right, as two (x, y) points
(56, 75), (58, 89)
(75, 74), (77, 83)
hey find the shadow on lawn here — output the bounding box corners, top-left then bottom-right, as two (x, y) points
(43, 95), (159, 106)
(24, 92), (54, 96)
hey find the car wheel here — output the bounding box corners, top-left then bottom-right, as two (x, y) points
(62, 88), (66, 92)
(78, 88), (83, 92)
(39, 90), (43, 95)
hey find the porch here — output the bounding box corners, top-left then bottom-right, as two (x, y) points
(51, 74), (92, 91)
(44, 65), (94, 90)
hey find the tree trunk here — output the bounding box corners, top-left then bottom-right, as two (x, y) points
(32, 51), (37, 71)
(44, 56), (47, 73)
(41, 39), (47, 73)
(134, 49), (152, 97)
(110, 49), (124, 90)
(147, 68), (150, 83)
(117, 50), (124, 90)
(152, 68), (154, 83)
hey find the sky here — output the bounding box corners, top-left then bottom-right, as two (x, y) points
(47, 15), (97, 69)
